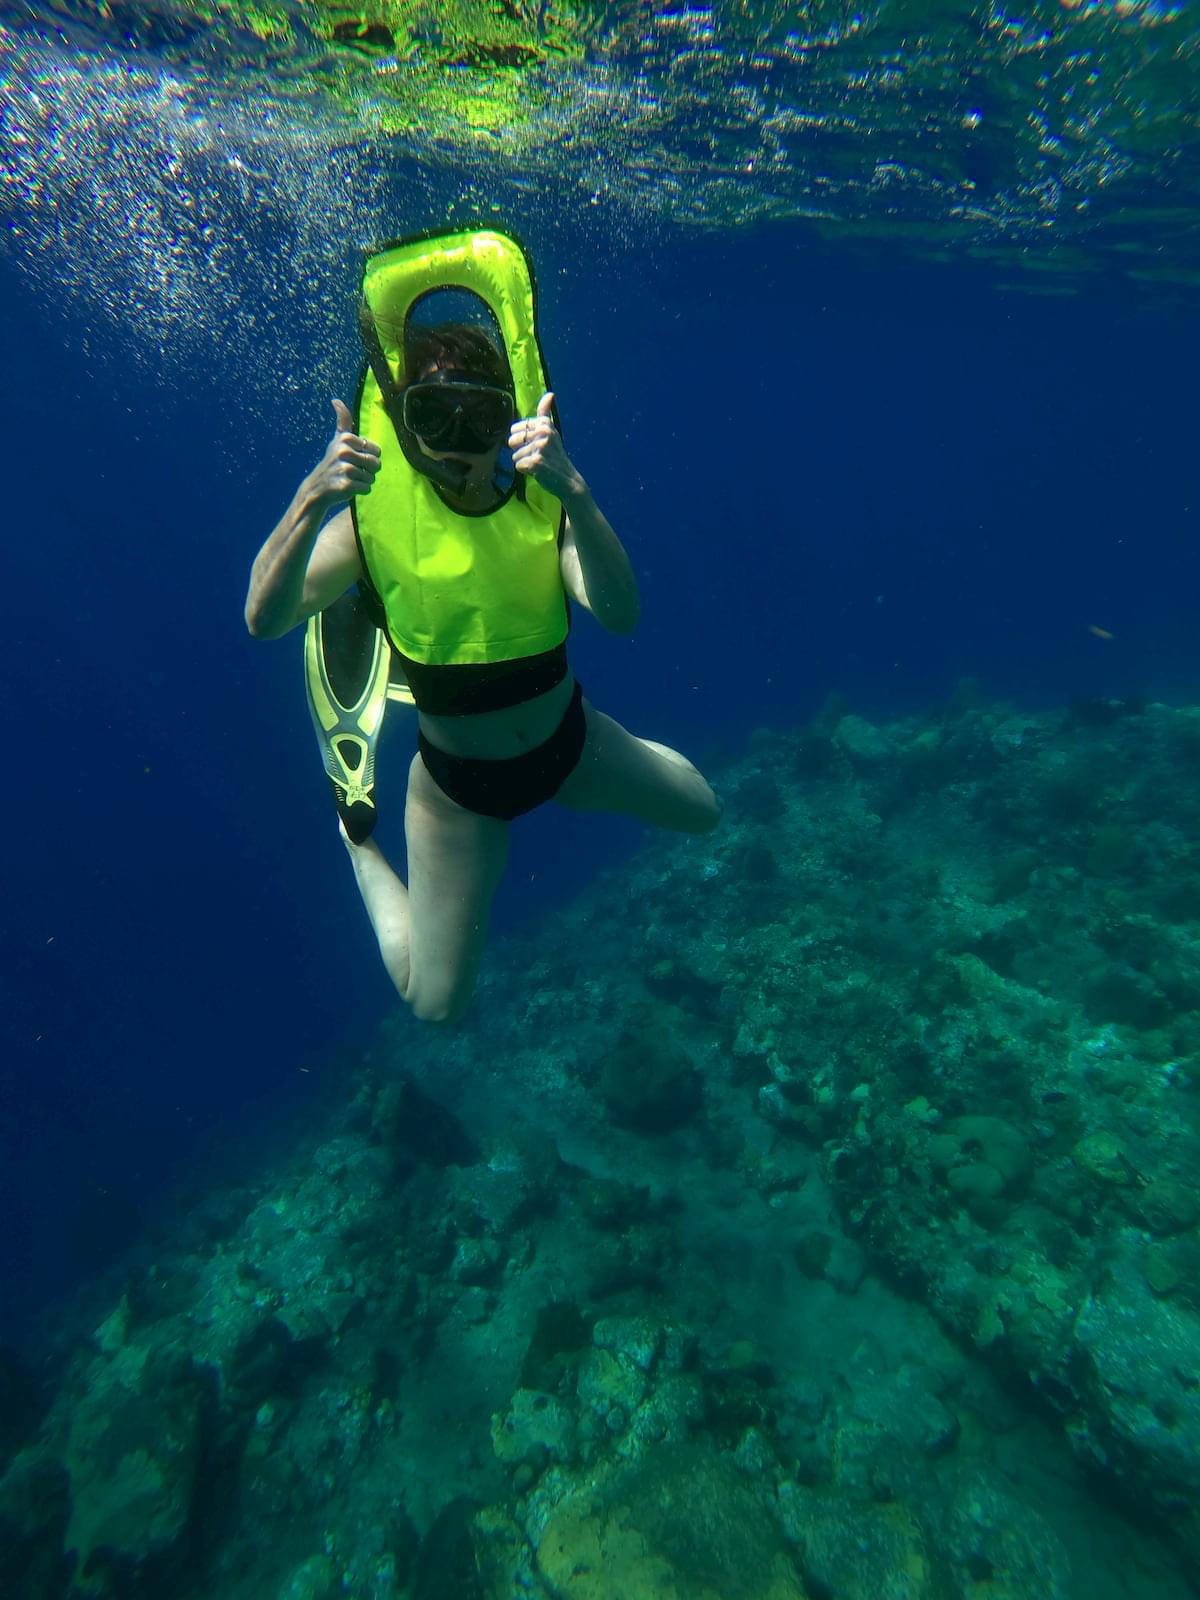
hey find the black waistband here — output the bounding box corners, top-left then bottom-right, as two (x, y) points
(394, 642), (569, 716)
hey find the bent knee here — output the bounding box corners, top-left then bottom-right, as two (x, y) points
(684, 783), (723, 835)
(405, 980), (475, 1025)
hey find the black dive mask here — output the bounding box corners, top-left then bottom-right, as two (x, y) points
(402, 374), (515, 456)
(357, 302), (513, 495)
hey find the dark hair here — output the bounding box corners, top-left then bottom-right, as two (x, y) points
(403, 321), (512, 390)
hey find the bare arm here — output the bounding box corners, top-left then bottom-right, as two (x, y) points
(245, 507), (362, 639)
(245, 494), (363, 640)
(558, 490), (640, 635)
(511, 392), (640, 636)
(244, 400), (378, 640)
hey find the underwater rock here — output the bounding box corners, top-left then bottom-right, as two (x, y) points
(717, 1340), (773, 1384)
(703, 1360), (780, 1453)
(413, 1497), (485, 1600)
(63, 1347), (211, 1581)
(1071, 1129), (1133, 1187)
(598, 1028), (702, 1136)
(449, 1236), (503, 1286)
(946, 1161), (1005, 1203)
(583, 1221), (674, 1300)
(577, 1347), (649, 1423)
(532, 1443), (805, 1600)
(732, 768), (790, 825)
(924, 1114), (1031, 1218)
(941, 1471), (1072, 1600)
(1143, 1244), (1185, 1299)
(791, 729), (838, 778)
(899, 726), (953, 790)
(777, 1486), (935, 1600)
(0, 1451), (72, 1600)
(372, 1506), (422, 1592)
(520, 1302), (591, 1392)
(1142, 1236), (1200, 1311)
(374, 1074), (480, 1172)
(1072, 1246), (1200, 1478)
(622, 1373), (706, 1454)
(472, 1507), (550, 1599)
(732, 1425), (776, 1477)
(405, 1212), (455, 1276)
(491, 1390), (577, 1468)
(644, 955), (727, 1013)
(1155, 873), (1200, 924)
(576, 1174), (653, 1233)
(277, 1553), (336, 1600)
(453, 1285), (492, 1326)
(1084, 822), (1141, 878)
(726, 837), (781, 888)
(93, 1295), (133, 1356)
(1084, 965), (1171, 1029)
(792, 1231), (834, 1279)
(1128, 1173), (1200, 1236)
(916, 950), (992, 1009)
(228, 1314), (329, 1407)
(758, 1082), (814, 1138)
(457, 1128), (561, 1233)
(510, 1315), (705, 1476)
(944, 1115), (1031, 1188)
(730, 769), (785, 823)
(833, 714), (893, 766)
(825, 1367), (960, 1504)
(1066, 696), (1145, 730)
(987, 848), (1041, 903)
(592, 1315), (664, 1374)
(22, 694), (1200, 1600)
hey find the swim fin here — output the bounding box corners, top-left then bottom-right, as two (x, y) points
(304, 590), (412, 843)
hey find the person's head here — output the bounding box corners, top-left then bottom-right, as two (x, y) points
(400, 321), (515, 468)
(403, 321), (512, 391)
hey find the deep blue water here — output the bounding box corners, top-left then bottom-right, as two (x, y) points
(2, 219), (1197, 1346)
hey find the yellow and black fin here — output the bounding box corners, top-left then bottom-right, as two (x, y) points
(304, 591), (410, 843)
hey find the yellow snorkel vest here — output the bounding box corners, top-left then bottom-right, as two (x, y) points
(353, 229), (568, 667)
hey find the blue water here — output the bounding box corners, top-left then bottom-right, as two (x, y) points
(5, 84), (1200, 1584)
(2, 221), (1196, 1343)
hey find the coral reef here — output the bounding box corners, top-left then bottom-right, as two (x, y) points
(3, 694), (1200, 1599)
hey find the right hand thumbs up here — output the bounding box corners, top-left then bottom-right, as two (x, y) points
(311, 399), (381, 506)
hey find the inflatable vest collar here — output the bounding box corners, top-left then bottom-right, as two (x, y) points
(359, 227), (554, 483)
(353, 228), (568, 669)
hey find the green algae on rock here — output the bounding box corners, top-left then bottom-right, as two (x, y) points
(531, 1444), (806, 1600)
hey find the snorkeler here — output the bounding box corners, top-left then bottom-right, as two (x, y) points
(244, 229), (720, 1022)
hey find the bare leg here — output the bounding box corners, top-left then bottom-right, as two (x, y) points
(342, 754), (511, 1023)
(341, 825), (411, 995)
(343, 701), (713, 1019)
(403, 753), (511, 1022)
(555, 700), (721, 833)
